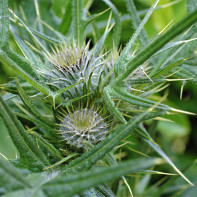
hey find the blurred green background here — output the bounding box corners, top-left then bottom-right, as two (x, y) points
(0, 0), (196, 185)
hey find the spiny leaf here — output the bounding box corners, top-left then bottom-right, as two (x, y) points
(0, 49), (52, 95)
(17, 79), (54, 127)
(43, 153), (78, 171)
(11, 29), (42, 70)
(0, 95), (50, 171)
(5, 48), (39, 80)
(170, 67), (197, 84)
(112, 86), (170, 111)
(135, 125), (194, 185)
(141, 136), (194, 186)
(27, 130), (62, 160)
(0, 158), (31, 194)
(102, 0), (121, 47)
(93, 11), (113, 57)
(54, 79), (84, 99)
(152, 58), (187, 78)
(152, 160), (197, 197)
(15, 112), (56, 136)
(95, 184), (115, 197)
(85, 8), (110, 27)
(59, 0), (72, 35)
(124, 0), (149, 46)
(9, 9), (50, 56)
(114, 0), (160, 76)
(153, 38), (197, 57)
(28, 26), (63, 44)
(0, 0), (9, 49)
(115, 9), (197, 83)
(72, 0), (84, 46)
(103, 86), (127, 124)
(43, 158), (160, 197)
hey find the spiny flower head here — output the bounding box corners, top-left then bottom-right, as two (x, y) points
(59, 108), (108, 149)
(42, 42), (106, 98)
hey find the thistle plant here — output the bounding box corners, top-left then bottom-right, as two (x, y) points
(0, 0), (197, 196)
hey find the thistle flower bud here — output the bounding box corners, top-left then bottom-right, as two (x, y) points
(42, 42), (105, 98)
(59, 108), (108, 149)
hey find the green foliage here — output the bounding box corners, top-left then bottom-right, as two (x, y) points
(0, 0), (9, 49)
(0, 0), (197, 196)
(0, 95), (50, 170)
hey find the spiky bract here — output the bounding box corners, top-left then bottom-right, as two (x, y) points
(59, 108), (108, 149)
(42, 42), (105, 98)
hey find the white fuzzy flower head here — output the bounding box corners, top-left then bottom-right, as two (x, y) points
(59, 108), (108, 149)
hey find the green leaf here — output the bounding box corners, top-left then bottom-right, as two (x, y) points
(114, 0), (159, 76)
(43, 158), (160, 197)
(0, 49), (52, 95)
(95, 185), (115, 197)
(170, 67), (197, 84)
(43, 153), (78, 171)
(135, 125), (193, 186)
(153, 38), (197, 57)
(10, 9), (50, 54)
(93, 11), (113, 57)
(1, 170), (59, 197)
(103, 86), (127, 124)
(85, 8), (110, 27)
(102, 0), (121, 47)
(5, 49), (39, 80)
(124, 0), (149, 46)
(115, 9), (197, 83)
(28, 26), (63, 44)
(2, 78), (39, 95)
(72, 0), (84, 46)
(144, 139), (193, 186)
(0, 158), (31, 194)
(0, 0), (9, 49)
(17, 80), (54, 127)
(112, 86), (170, 110)
(0, 95), (50, 171)
(28, 130), (62, 160)
(59, 0), (72, 35)
(152, 58), (187, 78)
(85, 2), (179, 37)
(54, 79), (84, 99)
(11, 30), (42, 70)
(15, 112), (56, 136)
